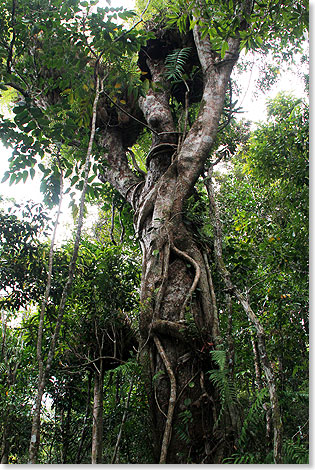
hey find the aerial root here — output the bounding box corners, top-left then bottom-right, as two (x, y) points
(171, 243), (201, 320)
(153, 335), (177, 464)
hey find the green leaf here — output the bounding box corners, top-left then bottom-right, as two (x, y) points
(22, 170), (28, 183)
(1, 171), (10, 183)
(9, 173), (16, 185)
(221, 40), (229, 59)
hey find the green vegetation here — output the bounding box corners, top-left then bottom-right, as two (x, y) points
(0, 0), (308, 464)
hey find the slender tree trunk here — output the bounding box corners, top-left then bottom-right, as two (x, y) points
(91, 362), (105, 464)
(251, 337), (263, 391)
(226, 293), (235, 378)
(205, 170), (283, 463)
(111, 375), (134, 463)
(61, 391), (72, 464)
(76, 371), (92, 464)
(29, 380), (46, 463)
(29, 72), (102, 464)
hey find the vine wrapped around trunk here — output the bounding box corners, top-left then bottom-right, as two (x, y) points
(96, 15), (242, 461)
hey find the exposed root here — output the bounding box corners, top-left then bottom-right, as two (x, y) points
(153, 335), (177, 464)
(171, 243), (201, 320)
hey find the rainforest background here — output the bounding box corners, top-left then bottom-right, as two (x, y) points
(0, 0), (309, 464)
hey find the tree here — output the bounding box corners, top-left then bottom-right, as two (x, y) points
(0, 206), (144, 463)
(212, 93), (308, 463)
(61, 238), (140, 463)
(0, 201), (51, 311)
(0, 0), (308, 463)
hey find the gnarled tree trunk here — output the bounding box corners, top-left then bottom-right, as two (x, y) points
(98, 19), (242, 462)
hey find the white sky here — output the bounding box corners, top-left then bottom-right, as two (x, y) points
(0, 0), (309, 209)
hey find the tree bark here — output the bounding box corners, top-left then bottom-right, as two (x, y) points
(76, 371), (92, 464)
(91, 361), (105, 464)
(96, 17), (242, 463)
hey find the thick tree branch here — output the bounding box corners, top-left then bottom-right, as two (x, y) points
(172, 9), (242, 204)
(98, 129), (143, 208)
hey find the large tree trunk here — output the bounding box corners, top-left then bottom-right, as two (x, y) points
(98, 14), (244, 464)
(138, 220), (225, 463)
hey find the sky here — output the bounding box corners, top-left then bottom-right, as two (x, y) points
(0, 0), (309, 210)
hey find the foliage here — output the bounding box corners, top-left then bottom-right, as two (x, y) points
(208, 350), (238, 429)
(0, 201), (51, 310)
(0, 0), (149, 208)
(213, 93), (309, 463)
(165, 47), (192, 81)
(0, 0), (309, 464)
(0, 312), (37, 463)
(167, 0), (308, 58)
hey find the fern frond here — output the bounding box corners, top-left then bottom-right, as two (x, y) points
(208, 350), (239, 428)
(238, 387), (269, 447)
(283, 439), (309, 464)
(165, 47), (191, 81)
(210, 349), (226, 371)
